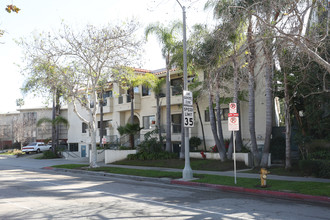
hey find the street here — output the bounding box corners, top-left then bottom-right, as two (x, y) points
(0, 156), (329, 219)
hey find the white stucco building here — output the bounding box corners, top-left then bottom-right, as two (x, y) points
(66, 67), (268, 158)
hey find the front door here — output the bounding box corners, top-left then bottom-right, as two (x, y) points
(81, 145), (86, 157)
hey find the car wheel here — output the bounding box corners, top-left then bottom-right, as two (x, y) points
(36, 148), (41, 154)
(26, 152), (29, 154)
(49, 147), (52, 151)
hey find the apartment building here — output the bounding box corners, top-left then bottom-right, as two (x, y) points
(0, 107), (68, 149)
(66, 68), (268, 157)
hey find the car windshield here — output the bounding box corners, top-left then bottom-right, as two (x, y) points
(27, 142), (37, 146)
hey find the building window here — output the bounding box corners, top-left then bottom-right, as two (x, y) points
(172, 114), (181, 133)
(205, 108), (229, 122)
(69, 143), (78, 151)
(82, 122), (88, 133)
(143, 115), (155, 129)
(118, 96), (123, 104)
(100, 90), (112, 106)
(142, 85), (151, 96)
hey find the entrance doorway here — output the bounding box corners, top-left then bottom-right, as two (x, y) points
(81, 145), (86, 157)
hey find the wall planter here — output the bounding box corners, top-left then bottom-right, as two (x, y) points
(105, 149), (137, 164)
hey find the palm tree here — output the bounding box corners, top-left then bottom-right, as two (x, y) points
(37, 115), (69, 152)
(188, 24), (228, 160)
(145, 21), (182, 152)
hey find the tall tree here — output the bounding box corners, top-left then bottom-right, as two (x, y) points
(188, 24), (229, 161)
(19, 21), (142, 167)
(248, 0), (330, 82)
(206, 0), (260, 164)
(19, 54), (64, 153)
(145, 21), (182, 153)
(37, 115), (69, 148)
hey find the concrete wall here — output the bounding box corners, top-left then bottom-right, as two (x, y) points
(89, 150), (105, 163)
(105, 149), (137, 164)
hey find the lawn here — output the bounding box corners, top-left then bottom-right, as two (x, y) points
(113, 158), (249, 171)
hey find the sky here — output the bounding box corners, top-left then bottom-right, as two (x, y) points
(0, 0), (214, 113)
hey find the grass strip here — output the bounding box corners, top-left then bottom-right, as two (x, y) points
(52, 164), (89, 169)
(193, 174), (330, 197)
(113, 159), (248, 171)
(52, 164), (330, 197)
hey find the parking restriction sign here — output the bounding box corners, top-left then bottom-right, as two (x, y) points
(228, 113), (239, 131)
(229, 103), (237, 113)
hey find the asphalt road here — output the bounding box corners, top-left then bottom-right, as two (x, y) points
(0, 156), (329, 219)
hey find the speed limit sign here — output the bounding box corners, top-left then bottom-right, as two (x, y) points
(183, 106), (194, 127)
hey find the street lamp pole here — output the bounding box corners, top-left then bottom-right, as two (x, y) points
(176, 0), (193, 180)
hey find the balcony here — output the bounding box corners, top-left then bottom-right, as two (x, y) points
(152, 86), (183, 107)
(97, 97), (113, 114)
(116, 94), (141, 112)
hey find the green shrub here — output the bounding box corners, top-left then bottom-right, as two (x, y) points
(138, 130), (163, 153)
(119, 146), (131, 150)
(127, 151), (177, 160)
(240, 145), (251, 153)
(189, 136), (201, 151)
(319, 161), (330, 178)
(299, 160), (320, 176)
(309, 150), (330, 160)
(127, 129), (177, 160)
(299, 160), (330, 178)
(40, 150), (61, 159)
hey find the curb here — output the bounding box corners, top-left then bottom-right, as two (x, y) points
(43, 167), (330, 205)
(171, 179), (330, 204)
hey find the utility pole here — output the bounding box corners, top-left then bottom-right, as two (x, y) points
(175, 0), (193, 180)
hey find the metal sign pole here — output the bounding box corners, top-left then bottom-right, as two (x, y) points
(233, 131), (237, 184)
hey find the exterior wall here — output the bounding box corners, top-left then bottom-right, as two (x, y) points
(0, 112), (19, 148)
(67, 102), (91, 144)
(105, 149), (136, 164)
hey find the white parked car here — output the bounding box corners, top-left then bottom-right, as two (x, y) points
(22, 142), (52, 154)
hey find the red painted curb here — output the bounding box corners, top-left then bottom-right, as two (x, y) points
(171, 180), (330, 204)
(42, 167), (54, 170)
